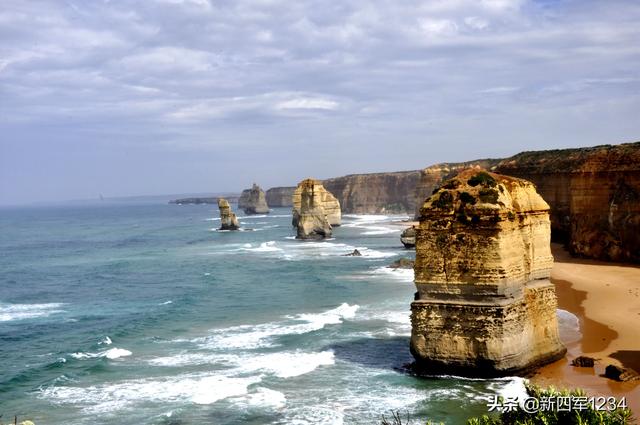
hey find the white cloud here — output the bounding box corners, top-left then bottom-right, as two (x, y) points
(276, 98), (339, 111)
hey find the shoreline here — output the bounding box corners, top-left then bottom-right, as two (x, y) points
(531, 243), (640, 414)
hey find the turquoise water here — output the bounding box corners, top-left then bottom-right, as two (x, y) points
(0, 201), (528, 424)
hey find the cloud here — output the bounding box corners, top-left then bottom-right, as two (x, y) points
(1, 0), (640, 203)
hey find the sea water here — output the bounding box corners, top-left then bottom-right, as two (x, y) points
(0, 201), (573, 424)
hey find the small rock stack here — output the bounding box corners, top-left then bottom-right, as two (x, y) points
(238, 183), (270, 215)
(218, 198), (240, 230)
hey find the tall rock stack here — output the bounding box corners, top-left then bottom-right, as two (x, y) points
(293, 179), (335, 239)
(410, 169), (566, 376)
(238, 184), (270, 215)
(218, 198), (240, 230)
(292, 179), (341, 228)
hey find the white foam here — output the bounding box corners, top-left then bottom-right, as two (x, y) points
(70, 347), (132, 360)
(205, 217), (221, 221)
(41, 373), (260, 413)
(241, 241), (283, 252)
(556, 309), (581, 345)
(98, 336), (113, 345)
(0, 302), (66, 322)
(190, 303), (359, 350)
(366, 266), (414, 281)
(160, 300), (173, 305)
(243, 387), (287, 409)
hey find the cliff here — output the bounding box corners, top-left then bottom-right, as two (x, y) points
(411, 169), (566, 376)
(265, 186), (296, 207)
(412, 159), (502, 218)
(238, 184), (270, 215)
(294, 179), (333, 239)
(323, 171), (421, 214)
(170, 196), (239, 205)
(292, 179), (341, 227)
(495, 142), (640, 263)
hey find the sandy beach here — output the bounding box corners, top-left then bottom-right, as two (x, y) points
(532, 243), (640, 414)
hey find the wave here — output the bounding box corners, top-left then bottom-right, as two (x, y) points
(183, 303), (359, 350)
(556, 309), (581, 345)
(235, 240), (396, 260)
(159, 300), (173, 305)
(40, 373), (261, 413)
(0, 301), (66, 322)
(204, 217), (221, 221)
(98, 336), (112, 345)
(70, 347), (132, 360)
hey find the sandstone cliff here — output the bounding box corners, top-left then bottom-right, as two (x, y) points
(323, 171), (421, 214)
(265, 186), (296, 207)
(238, 184), (270, 215)
(413, 159), (501, 219)
(411, 169), (566, 376)
(495, 142), (640, 263)
(217, 198), (240, 230)
(292, 179), (341, 227)
(294, 179), (333, 239)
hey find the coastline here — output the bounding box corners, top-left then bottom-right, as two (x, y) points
(532, 243), (640, 414)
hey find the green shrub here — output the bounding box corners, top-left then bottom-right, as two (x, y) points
(460, 191), (477, 205)
(468, 172), (497, 188)
(433, 191), (454, 209)
(479, 188), (499, 204)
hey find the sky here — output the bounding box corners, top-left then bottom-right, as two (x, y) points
(1, 0), (639, 205)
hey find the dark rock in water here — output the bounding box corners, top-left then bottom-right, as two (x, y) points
(605, 364), (640, 381)
(571, 356), (595, 367)
(400, 226), (416, 248)
(238, 184), (270, 215)
(344, 249), (362, 257)
(388, 258), (414, 269)
(218, 198), (240, 231)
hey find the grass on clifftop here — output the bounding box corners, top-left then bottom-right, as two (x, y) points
(380, 384), (634, 425)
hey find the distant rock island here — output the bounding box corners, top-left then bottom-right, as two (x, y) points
(218, 198), (240, 231)
(238, 184), (270, 215)
(411, 169), (566, 376)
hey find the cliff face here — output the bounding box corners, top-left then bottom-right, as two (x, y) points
(294, 179), (333, 239)
(323, 171), (421, 214)
(265, 186), (296, 207)
(292, 179), (341, 227)
(495, 142), (640, 263)
(238, 184), (270, 215)
(413, 159), (501, 219)
(411, 169), (565, 376)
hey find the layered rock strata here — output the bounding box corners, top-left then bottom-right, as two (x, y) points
(238, 184), (270, 215)
(400, 226), (416, 248)
(294, 179), (333, 239)
(323, 171), (421, 214)
(218, 198), (240, 230)
(495, 142), (640, 263)
(265, 186), (296, 207)
(410, 169), (566, 376)
(292, 179), (341, 227)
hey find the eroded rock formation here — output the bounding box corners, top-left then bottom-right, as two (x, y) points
(292, 179), (341, 227)
(265, 186), (296, 207)
(400, 226), (416, 248)
(410, 169), (566, 376)
(218, 198), (240, 230)
(495, 142), (640, 263)
(238, 184), (270, 215)
(323, 171), (421, 214)
(413, 159), (501, 219)
(294, 179), (333, 239)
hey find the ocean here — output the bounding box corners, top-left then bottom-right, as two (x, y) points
(0, 200), (564, 424)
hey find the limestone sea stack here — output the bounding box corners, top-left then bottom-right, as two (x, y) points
(410, 169), (566, 377)
(400, 226), (416, 248)
(293, 179), (334, 239)
(292, 179), (341, 227)
(238, 184), (269, 215)
(218, 198), (240, 230)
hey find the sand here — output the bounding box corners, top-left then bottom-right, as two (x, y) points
(531, 243), (640, 413)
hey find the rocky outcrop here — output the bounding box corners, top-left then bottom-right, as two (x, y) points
(238, 184), (270, 215)
(218, 198), (240, 230)
(323, 171), (421, 214)
(388, 258), (414, 269)
(413, 159), (501, 219)
(294, 179), (333, 239)
(170, 195), (239, 205)
(292, 179), (341, 227)
(265, 186), (296, 207)
(495, 142), (640, 263)
(400, 226), (416, 248)
(410, 169), (566, 377)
